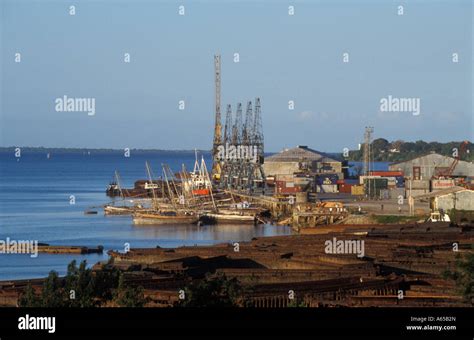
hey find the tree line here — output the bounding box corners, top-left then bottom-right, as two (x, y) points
(347, 139), (473, 162)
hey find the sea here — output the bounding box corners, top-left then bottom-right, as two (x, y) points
(0, 151), (389, 281)
(0, 150), (294, 281)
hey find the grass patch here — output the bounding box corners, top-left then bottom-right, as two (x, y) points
(372, 215), (421, 224)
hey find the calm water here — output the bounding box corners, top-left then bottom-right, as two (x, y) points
(0, 151), (292, 280)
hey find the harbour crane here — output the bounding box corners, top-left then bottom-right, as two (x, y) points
(436, 140), (470, 178)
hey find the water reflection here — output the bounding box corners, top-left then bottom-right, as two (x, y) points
(130, 223), (293, 246)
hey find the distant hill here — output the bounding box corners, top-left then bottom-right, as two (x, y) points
(347, 139), (473, 162)
(2, 142), (472, 164)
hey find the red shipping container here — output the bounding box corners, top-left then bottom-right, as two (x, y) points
(338, 183), (353, 193)
(276, 181), (303, 195)
(370, 171), (403, 177)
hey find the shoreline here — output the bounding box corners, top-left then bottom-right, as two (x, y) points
(3, 220), (473, 307)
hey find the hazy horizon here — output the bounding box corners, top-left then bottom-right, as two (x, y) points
(0, 137), (469, 155)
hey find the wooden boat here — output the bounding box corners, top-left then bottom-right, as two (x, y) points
(133, 211), (198, 225)
(217, 207), (265, 216)
(201, 213), (256, 224)
(104, 205), (136, 215)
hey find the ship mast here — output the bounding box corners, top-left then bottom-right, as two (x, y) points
(114, 170), (124, 199)
(145, 161), (158, 209)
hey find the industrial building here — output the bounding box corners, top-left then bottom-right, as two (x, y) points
(264, 146), (342, 177)
(410, 187), (474, 214)
(389, 153), (474, 179)
(263, 146), (344, 195)
(433, 188), (474, 211)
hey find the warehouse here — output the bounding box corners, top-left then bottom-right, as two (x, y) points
(264, 145), (342, 177)
(432, 188), (474, 211)
(388, 153), (474, 179)
(409, 187), (474, 214)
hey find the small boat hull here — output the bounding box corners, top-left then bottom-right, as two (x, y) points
(202, 213), (256, 225)
(104, 206), (135, 215)
(133, 213), (198, 225)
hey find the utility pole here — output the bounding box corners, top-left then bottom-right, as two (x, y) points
(363, 126), (373, 176)
(363, 126), (374, 199)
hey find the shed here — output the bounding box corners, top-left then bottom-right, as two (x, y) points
(264, 146), (342, 177)
(389, 153), (474, 179)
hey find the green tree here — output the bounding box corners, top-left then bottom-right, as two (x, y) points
(18, 283), (40, 307)
(94, 265), (122, 301)
(178, 274), (248, 307)
(39, 271), (68, 307)
(114, 275), (147, 307)
(18, 260), (122, 307)
(372, 138), (390, 155)
(64, 260), (97, 307)
(443, 252), (474, 304)
(400, 142), (415, 154)
(428, 141), (442, 153)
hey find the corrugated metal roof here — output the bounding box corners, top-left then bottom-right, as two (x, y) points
(389, 153), (474, 176)
(411, 186), (470, 199)
(389, 152), (456, 166)
(265, 146), (339, 163)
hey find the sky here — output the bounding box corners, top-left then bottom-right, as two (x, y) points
(0, 0), (473, 152)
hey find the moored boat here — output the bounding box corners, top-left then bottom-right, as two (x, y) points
(201, 213), (256, 224)
(104, 205), (136, 215)
(132, 211), (198, 225)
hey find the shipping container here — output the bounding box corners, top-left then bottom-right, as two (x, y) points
(344, 179), (359, 185)
(359, 175), (383, 185)
(316, 184), (338, 193)
(351, 185), (364, 196)
(275, 180), (303, 195)
(395, 176), (405, 188)
(338, 183), (353, 193)
(364, 178), (388, 198)
(369, 171), (403, 177)
(315, 174), (339, 185)
(364, 178), (388, 188)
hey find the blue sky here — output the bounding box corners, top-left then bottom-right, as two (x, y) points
(1, 0), (472, 152)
